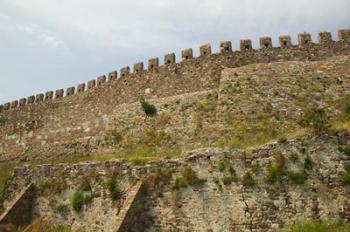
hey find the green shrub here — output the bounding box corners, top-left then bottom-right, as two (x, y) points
(144, 168), (173, 193)
(105, 129), (123, 144)
(55, 204), (69, 215)
(140, 98), (157, 117)
(304, 156), (313, 171)
(229, 166), (237, 177)
(71, 191), (84, 212)
(222, 176), (233, 186)
(251, 162), (260, 174)
(341, 172), (350, 186)
(265, 152), (285, 184)
(79, 181), (92, 192)
(301, 140), (310, 147)
(107, 178), (121, 201)
(241, 172), (255, 187)
(172, 167), (205, 189)
(278, 136), (287, 144)
(0, 116), (6, 126)
(287, 171), (306, 184)
(213, 177), (222, 191)
(339, 145), (350, 156)
(266, 167), (280, 184)
(343, 95), (350, 116)
(182, 166), (206, 187)
(282, 220), (350, 232)
(218, 161), (225, 172)
(172, 177), (187, 190)
(132, 158), (149, 166)
(274, 152), (286, 172)
(289, 152), (299, 163)
(345, 163), (350, 172)
(299, 108), (329, 134)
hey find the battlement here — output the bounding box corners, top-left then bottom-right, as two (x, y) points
(0, 29), (350, 112)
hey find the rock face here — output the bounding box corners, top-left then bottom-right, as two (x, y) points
(3, 134), (350, 231)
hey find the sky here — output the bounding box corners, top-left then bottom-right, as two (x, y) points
(0, 0), (349, 104)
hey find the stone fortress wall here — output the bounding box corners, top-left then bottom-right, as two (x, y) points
(0, 29), (350, 161)
(1, 30), (350, 111)
(2, 133), (350, 231)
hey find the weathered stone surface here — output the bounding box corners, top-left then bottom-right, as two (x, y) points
(0, 184), (35, 229)
(2, 134), (350, 231)
(0, 45), (350, 162)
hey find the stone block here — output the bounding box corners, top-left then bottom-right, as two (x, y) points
(11, 100), (18, 109)
(259, 37), (272, 49)
(133, 62), (144, 74)
(27, 96), (35, 104)
(88, 80), (96, 90)
(120, 67), (130, 78)
(240, 39), (252, 50)
(3, 103), (10, 110)
(45, 91), (53, 100)
(338, 29), (350, 41)
(108, 71), (118, 81)
(35, 94), (44, 103)
(279, 35), (292, 47)
(19, 98), (27, 107)
(200, 44), (212, 56)
(318, 32), (333, 44)
(66, 87), (75, 96)
(220, 41), (232, 53)
(55, 89), (64, 99)
(181, 49), (193, 60)
(97, 75), (106, 85)
(148, 58), (159, 72)
(77, 84), (85, 93)
(298, 33), (312, 46)
(164, 53), (176, 65)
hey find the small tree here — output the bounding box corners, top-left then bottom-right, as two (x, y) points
(140, 98), (157, 117)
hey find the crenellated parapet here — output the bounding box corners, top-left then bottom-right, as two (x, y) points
(1, 29), (350, 112)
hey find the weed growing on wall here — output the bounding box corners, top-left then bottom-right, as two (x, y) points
(299, 108), (329, 134)
(140, 98), (157, 117)
(106, 177), (121, 202)
(241, 172), (255, 187)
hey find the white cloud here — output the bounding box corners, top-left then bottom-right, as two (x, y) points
(0, 0), (349, 103)
(16, 23), (66, 49)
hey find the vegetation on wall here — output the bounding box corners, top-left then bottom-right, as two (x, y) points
(106, 177), (121, 202)
(140, 98), (157, 117)
(241, 172), (255, 187)
(172, 166), (206, 190)
(0, 115), (6, 126)
(71, 191), (93, 213)
(0, 163), (15, 214)
(299, 108), (330, 134)
(282, 220), (350, 232)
